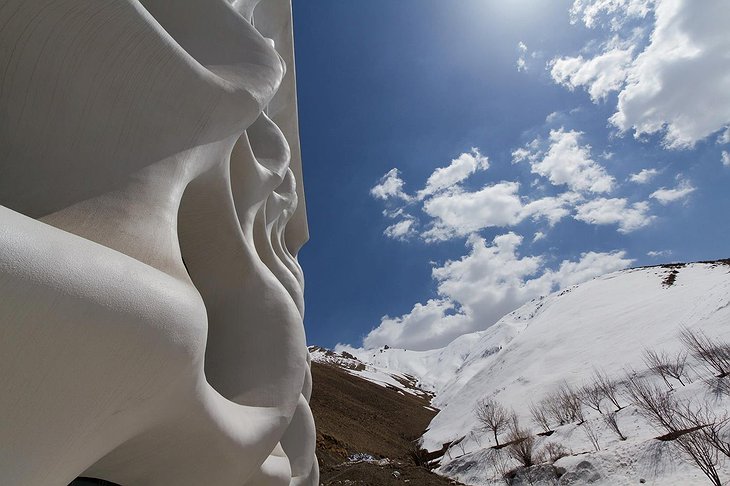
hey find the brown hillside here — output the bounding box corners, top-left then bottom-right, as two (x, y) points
(310, 361), (462, 485)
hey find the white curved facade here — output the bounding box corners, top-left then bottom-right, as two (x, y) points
(0, 0), (317, 484)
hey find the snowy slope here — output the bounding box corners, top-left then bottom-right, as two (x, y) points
(308, 346), (435, 401)
(339, 261), (730, 485)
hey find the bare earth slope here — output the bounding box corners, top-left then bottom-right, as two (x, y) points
(310, 361), (461, 485)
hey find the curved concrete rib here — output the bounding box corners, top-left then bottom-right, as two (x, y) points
(0, 0), (317, 485)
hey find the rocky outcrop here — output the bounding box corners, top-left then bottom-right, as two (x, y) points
(0, 1), (315, 484)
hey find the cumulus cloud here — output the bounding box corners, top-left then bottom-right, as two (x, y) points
(370, 168), (412, 201)
(418, 148), (489, 199)
(514, 128), (615, 193)
(520, 192), (583, 226)
(421, 182), (524, 241)
(570, 0), (653, 29)
(371, 140), (647, 244)
(551, 42), (634, 101)
(558, 0), (730, 149)
(362, 233), (632, 350)
(719, 128), (730, 145)
(383, 217), (417, 241)
(650, 179), (696, 204)
(647, 249), (672, 258)
(629, 168), (660, 183)
(722, 151), (730, 167)
(575, 197), (654, 232)
(533, 231), (546, 242)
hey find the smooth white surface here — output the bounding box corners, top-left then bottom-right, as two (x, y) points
(0, 1), (316, 485)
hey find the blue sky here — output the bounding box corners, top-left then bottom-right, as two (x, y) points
(292, 0), (730, 351)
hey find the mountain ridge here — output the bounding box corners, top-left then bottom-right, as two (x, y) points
(317, 259), (730, 485)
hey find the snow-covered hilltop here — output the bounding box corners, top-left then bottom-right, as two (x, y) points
(330, 261), (730, 485)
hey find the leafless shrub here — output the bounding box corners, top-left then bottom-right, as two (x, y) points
(627, 373), (728, 485)
(624, 374), (678, 431)
(537, 442), (571, 464)
(475, 398), (511, 447)
(676, 402), (730, 459)
(505, 419), (536, 468)
(409, 443), (438, 470)
(487, 448), (513, 485)
(593, 369), (624, 411)
(582, 421), (600, 451)
(557, 382), (585, 424)
(579, 383), (605, 414)
(603, 411), (627, 441)
(643, 348), (690, 388)
(543, 392), (570, 426)
(675, 429), (723, 486)
(529, 401), (552, 433)
(680, 328), (730, 378)
(705, 376), (730, 399)
(666, 351), (690, 385)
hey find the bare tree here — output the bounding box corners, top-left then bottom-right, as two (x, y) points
(487, 449), (513, 485)
(624, 374), (678, 431)
(677, 402), (730, 459)
(537, 442), (570, 464)
(675, 429), (723, 486)
(505, 418), (536, 467)
(582, 421), (600, 451)
(643, 348), (690, 388)
(475, 398), (511, 447)
(705, 376), (730, 399)
(579, 383), (604, 414)
(643, 348), (676, 389)
(666, 350), (690, 386)
(544, 392), (570, 426)
(603, 412), (627, 441)
(529, 401), (552, 433)
(626, 374), (727, 485)
(557, 382), (585, 424)
(593, 369), (624, 411)
(680, 328), (730, 378)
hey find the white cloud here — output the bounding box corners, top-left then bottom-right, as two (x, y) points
(719, 128), (730, 145)
(421, 182), (524, 241)
(647, 249), (672, 258)
(575, 197), (654, 232)
(557, 1), (730, 149)
(612, 0), (730, 148)
(515, 128), (615, 193)
(517, 41), (529, 72)
(370, 168), (412, 201)
(520, 192), (583, 226)
(570, 0), (654, 29)
(420, 181), (581, 242)
(362, 233), (632, 350)
(629, 168), (660, 183)
(384, 218), (417, 241)
(418, 148), (489, 198)
(650, 179), (696, 204)
(550, 250), (634, 288)
(551, 44), (634, 101)
(517, 57), (527, 72)
(533, 231), (546, 242)
(722, 150), (730, 167)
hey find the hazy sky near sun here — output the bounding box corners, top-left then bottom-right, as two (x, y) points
(293, 0), (730, 351)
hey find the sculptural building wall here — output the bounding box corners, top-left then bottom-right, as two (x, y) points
(0, 0), (317, 484)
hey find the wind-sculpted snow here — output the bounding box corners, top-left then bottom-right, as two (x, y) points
(0, 1), (316, 485)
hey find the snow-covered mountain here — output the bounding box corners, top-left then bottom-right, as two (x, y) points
(329, 261), (730, 485)
(308, 345), (435, 402)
